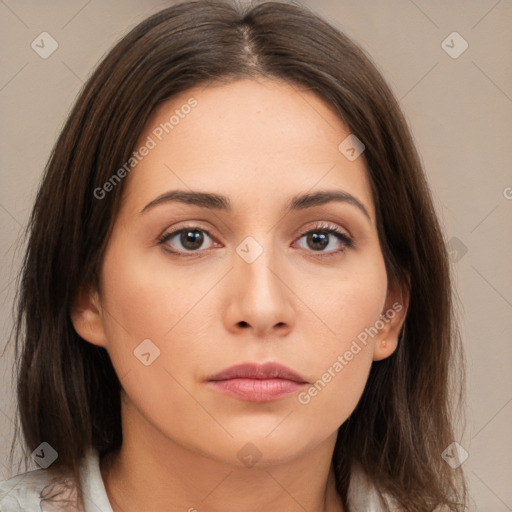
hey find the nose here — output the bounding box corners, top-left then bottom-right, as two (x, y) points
(223, 240), (295, 338)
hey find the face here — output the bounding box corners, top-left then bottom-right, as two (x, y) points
(73, 78), (406, 467)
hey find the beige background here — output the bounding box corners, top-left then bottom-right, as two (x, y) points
(1, 0), (511, 510)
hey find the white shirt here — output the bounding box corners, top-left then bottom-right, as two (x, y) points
(0, 449), (392, 511)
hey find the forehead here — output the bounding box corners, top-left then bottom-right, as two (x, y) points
(121, 78), (375, 221)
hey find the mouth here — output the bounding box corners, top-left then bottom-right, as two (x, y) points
(206, 362), (308, 402)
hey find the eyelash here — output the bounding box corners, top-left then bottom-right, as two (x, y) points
(157, 222), (354, 258)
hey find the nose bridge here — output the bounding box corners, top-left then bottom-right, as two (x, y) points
(227, 231), (294, 335)
(235, 233), (281, 297)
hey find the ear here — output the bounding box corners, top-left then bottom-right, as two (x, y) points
(372, 274), (409, 361)
(70, 285), (108, 348)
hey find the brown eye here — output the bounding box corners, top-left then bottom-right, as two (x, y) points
(178, 230), (205, 250)
(158, 226), (215, 254)
(305, 232), (330, 251)
(294, 223), (353, 256)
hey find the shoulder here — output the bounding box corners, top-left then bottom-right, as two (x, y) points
(347, 465), (456, 511)
(0, 467), (69, 511)
(347, 464), (401, 512)
(0, 449), (110, 512)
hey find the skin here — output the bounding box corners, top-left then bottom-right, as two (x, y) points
(71, 78), (408, 512)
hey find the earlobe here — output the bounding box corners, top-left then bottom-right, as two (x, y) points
(373, 336), (400, 361)
(372, 276), (409, 362)
(70, 286), (108, 348)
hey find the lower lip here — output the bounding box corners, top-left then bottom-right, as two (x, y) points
(208, 378), (306, 402)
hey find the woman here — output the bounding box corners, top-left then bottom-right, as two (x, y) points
(0, 0), (467, 510)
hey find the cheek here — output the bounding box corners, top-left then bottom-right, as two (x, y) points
(302, 249), (388, 346)
(98, 237), (218, 351)
(96, 246), (213, 447)
(292, 253), (387, 425)
(295, 347), (373, 441)
(96, 238), (231, 435)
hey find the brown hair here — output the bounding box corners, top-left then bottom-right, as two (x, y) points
(9, 0), (466, 509)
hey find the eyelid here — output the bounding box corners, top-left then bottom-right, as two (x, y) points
(292, 220), (351, 240)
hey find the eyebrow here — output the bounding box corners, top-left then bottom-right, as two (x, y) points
(140, 189), (371, 221)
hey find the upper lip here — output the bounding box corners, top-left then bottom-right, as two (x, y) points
(207, 362), (308, 383)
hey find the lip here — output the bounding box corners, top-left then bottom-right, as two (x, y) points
(206, 362), (308, 402)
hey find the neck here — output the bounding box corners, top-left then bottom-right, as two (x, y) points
(100, 401), (344, 512)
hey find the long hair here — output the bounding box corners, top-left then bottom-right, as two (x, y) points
(9, 1), (466, 509)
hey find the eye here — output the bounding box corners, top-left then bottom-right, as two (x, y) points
(293, 223), (353, 256)
(157, 225), (217, 255)
(157, 222), (353, 257)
